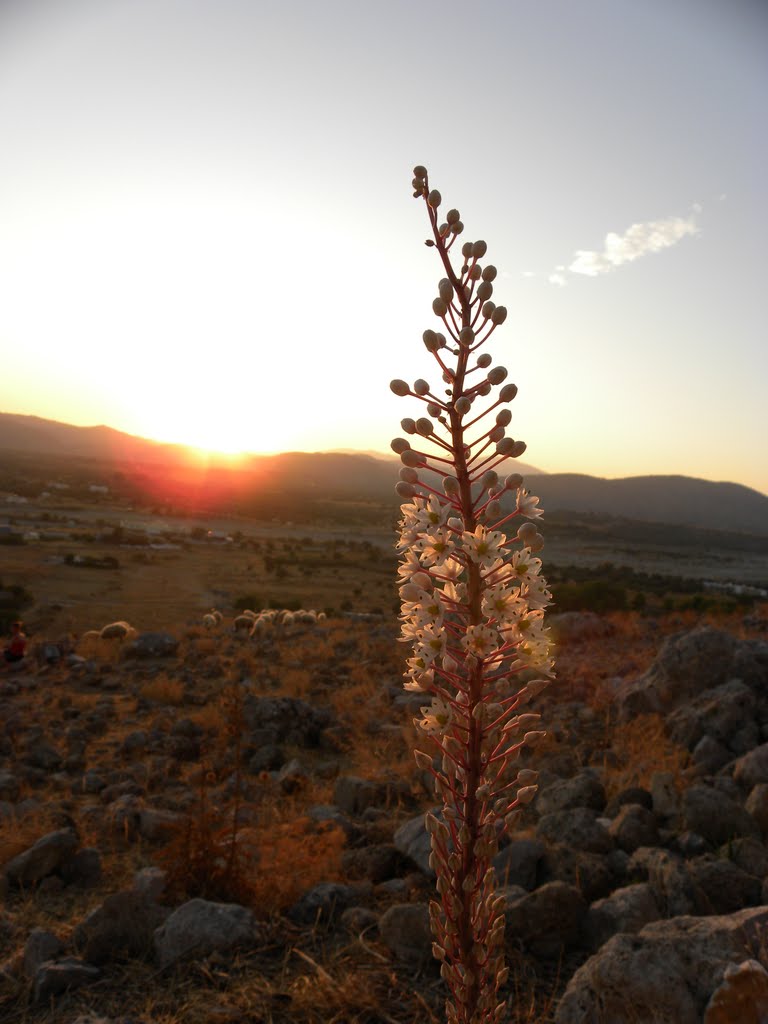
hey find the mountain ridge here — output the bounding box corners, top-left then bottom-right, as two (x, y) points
(0, 411), (766, 535)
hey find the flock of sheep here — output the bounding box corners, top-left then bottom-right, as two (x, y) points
(75, 607), (326, 648)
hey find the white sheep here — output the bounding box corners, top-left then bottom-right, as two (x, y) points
(233, 614), (255, 632)
(99, 620), (135, 640)
(202, 612), (217, 630)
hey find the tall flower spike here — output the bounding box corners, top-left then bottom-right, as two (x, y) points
(393, 164), (555, 1024)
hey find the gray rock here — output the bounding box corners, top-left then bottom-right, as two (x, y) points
(23, 928), (64, 979)
(746, 784), (768, 836)
(682, 785), (759, 846)
(120, 632), (179, 660)
(286, 883), (359, 926)
(548, 612), (613, 643)
(691, 735), (732, 774)
(153, 898), (260, 968)
(583, 882), (661, 951)
(537, 807), (613, 854)
(493, 837), (545, 890)
(541, 844), (614, 902)
(3, 827), (79, 886)
(504, 881), (587, 958)
(704, 959), (768, 1024)
(60, 847), (102, 888)
(650, 771), (680, 821)
(536, 771), (607, 818)
(333, 774), (407, 816)
(341, 844), (408, 884)
(721, 836), (768, 879)
(242, 695), (333, 748)
(554, 906), (768, 1024)
(688, 856), (763, 915)
(734, 743), (768, 790)
(608, 804), (660, 853)
(74, 890), (169, 965)
(393, 811), (437, 877)
(379, 903), (432, 963)
(137, 807), (183, 842)
(33, 957), (100, 1002)
(617, 627), (738, 720)
(627, 847), (699, 917)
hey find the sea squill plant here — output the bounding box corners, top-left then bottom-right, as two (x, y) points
(391, 165), (555, 1024)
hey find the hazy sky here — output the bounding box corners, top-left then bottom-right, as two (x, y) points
(0, 0), (766, 494)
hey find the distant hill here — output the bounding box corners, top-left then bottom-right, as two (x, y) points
(520, 473), (768, 537)
(0, 411), (766, 535)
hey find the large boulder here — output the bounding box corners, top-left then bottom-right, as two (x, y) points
(153, 898), (261, 968)
(617, 628), (738, 719)
(504, 881), (587, 958)
(555, 906), (768, 1024)
(682, 786), (760, 846)
(2, 828), (79, 887)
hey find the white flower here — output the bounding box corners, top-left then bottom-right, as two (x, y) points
(461, 624), (501, 659)
(516, 488), (544, 519)
(509, 547), (543, 584)
(522, 577), (552, 610)
(416, 696), (453, 734)
(413, 622), (449, 664)
(461, 526), (508, 568)
(481, 583), (526, 622)
(413, 527), (457, 568)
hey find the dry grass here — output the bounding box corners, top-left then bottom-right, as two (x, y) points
(139, 673), (186, 706)
(601, 712), (690, 800)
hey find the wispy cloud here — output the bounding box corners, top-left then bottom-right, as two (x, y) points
(565, 210), (700, 279)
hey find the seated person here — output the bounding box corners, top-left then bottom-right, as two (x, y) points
(3, 621), (27, 663)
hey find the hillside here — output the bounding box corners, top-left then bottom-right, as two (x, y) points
(0, 412), (766, 535)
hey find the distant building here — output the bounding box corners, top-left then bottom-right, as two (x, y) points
(88, 484), (109, 494)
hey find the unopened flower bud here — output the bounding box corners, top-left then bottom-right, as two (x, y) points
(496, 438), (515, 456)
(486, 500), (501, 518)
(517, 521), (537, 543)
(443, 476), (459, 495)
(416, 417), (434, 436)
(399, 467), (419, 483)
(396, 481), (416, 498)
(489, 425), (504, 443)
(523, 730), (547, 747)
(511, 440), (527, 457)
(432, 297), (447, 317)
(447, 517), (463, 531)
(400, 449), (424, 467)
(491, 306), (508, 325)
(451, 220), (464, 235)
(411, 571), (431, 589)
(438, 222), (450, 237)
(477, 353), (492, 367)
(517, 769), (539, 786)
(390, 379), (409, 396)
(413, 378), (430, 396)
(481, 470), (499, 490)
(530, 532), (545, 552)
(477, 280), (493, 301)
(455, 396), (471, 415)
(516, 785), (538, 805)
(459, 327), (475, 347)
(482, 300), (496, 319)
(499, 382), (518, 403)
(446, 208), (460, 224)
(438, 278), (453, 303)
(505, 473), (523, 489)
(472, 240), (488, 258)
(488, 366), (508, 385)
(423, 329), (439, 351)
(427, 402), (441, 416)
(496, 409), (512, 426)
(482, 265), (497, 281)
(478, 381), (491, 395)
(414, 749), (434, 770)
(413, 164), (427, 179)
(469, 264), (482, 280)
(390, 437), (410, 454)
(401, 418), (416, 434)
(428, 189), (441, 208)
(461, 241), (473, 258)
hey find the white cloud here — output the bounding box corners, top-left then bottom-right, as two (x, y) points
(563, 210), (700, 280)
(548, 272), (566, 287)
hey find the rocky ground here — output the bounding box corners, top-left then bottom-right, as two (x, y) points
(1, 608), (768, 1023)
